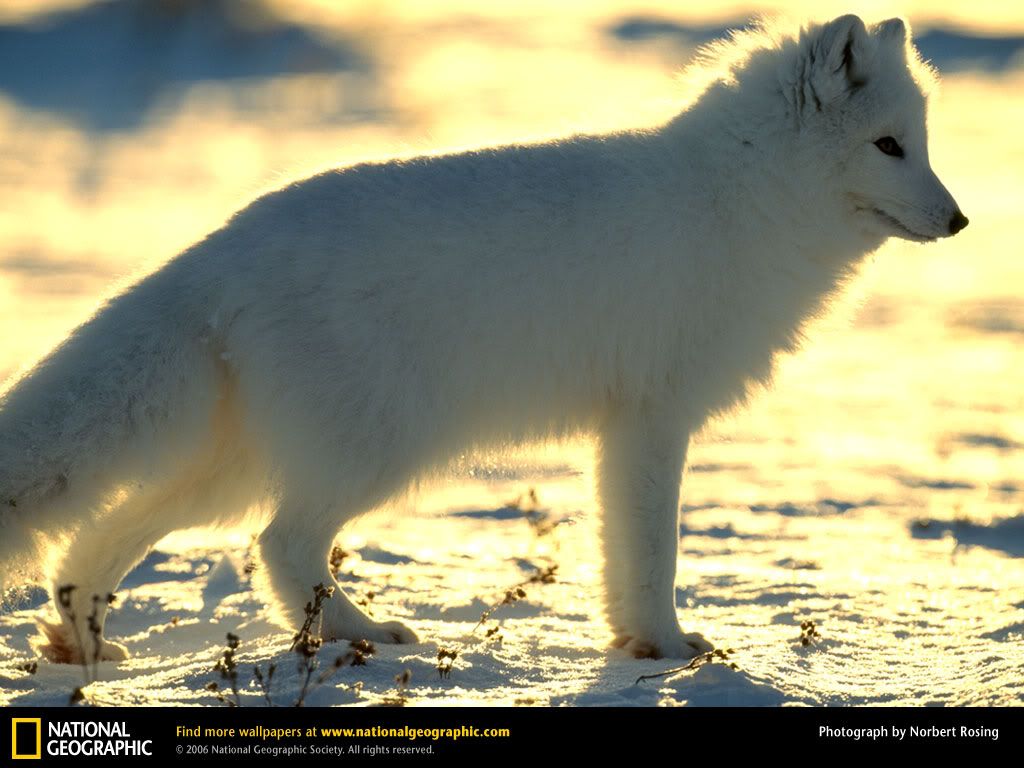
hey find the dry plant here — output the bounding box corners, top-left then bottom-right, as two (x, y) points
(329, 545), (350, 577)
(435, 561), (559, 679)
(799, 619), (822, 646)
(208, 632), (241, 707)
(378, 669), (412, 707)
(634, 647), (738, 685)
(207, 583), (379, 707)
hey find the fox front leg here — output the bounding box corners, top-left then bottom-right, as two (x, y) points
(596, 399), (713, 659)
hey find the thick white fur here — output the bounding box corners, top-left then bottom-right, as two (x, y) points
(0, 15), (964, 662)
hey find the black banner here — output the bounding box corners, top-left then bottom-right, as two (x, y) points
(3, 705), (1018, 761)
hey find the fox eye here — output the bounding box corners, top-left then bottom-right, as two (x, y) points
(874, 136), (904, 157)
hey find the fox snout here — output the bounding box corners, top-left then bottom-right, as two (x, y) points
(948, 210), (969, 235)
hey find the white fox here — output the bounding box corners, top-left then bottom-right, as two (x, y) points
(0, 14), (966, 662)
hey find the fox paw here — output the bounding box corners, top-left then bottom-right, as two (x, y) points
(612, 629), (713, 660)
(324, 618), (418, 645)
(35, 619), (130, 664)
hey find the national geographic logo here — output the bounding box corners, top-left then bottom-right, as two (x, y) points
(10, 719), (152, 758)
(11, 718), (41, 760)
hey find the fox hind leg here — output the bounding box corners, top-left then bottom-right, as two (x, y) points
(38, 491), (181, 664)
(37, 453), (256, 665)
(257, 499), (418, 646)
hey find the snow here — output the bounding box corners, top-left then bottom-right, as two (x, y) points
(1, 1), (1023, 707)
(3, 465), (1022, 706)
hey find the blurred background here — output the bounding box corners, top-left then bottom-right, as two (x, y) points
(0, 0), (1022, 705)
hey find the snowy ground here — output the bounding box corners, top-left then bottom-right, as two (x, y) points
(1, 1), (1023, 706)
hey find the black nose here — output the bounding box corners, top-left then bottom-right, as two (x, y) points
(949, 211), (969, 235)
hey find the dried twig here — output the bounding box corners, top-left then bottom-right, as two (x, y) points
(634, 648), (737, 685)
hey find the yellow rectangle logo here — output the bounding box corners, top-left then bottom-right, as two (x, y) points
(11, 718), (41, 760)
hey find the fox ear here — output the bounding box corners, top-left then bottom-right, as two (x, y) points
(875, 18), (908, 45)
(811, 14), (874, 103)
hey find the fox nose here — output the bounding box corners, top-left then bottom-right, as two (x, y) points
(949, 211), (969, 235)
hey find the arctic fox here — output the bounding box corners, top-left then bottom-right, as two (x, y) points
(1, 15), (966, 663)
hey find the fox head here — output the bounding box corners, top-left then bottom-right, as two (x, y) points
(797, 15), (967, 242)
